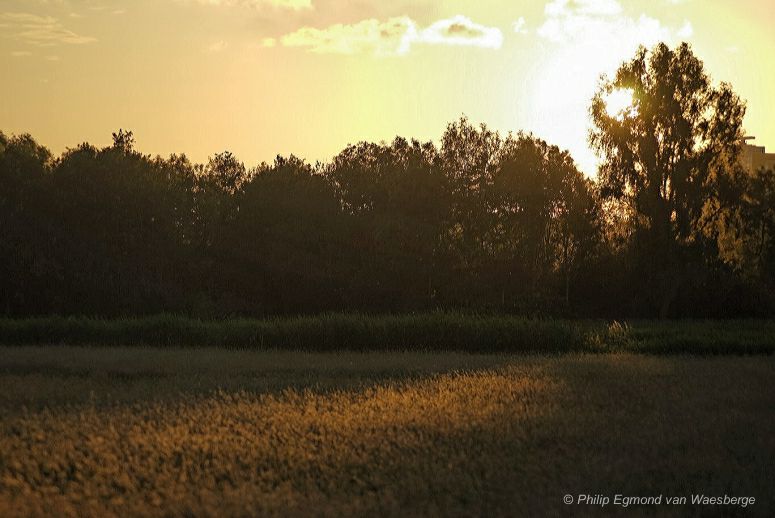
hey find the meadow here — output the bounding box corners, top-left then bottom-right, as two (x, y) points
(1, 344), (773, 517)
(2, 314), (775, 354)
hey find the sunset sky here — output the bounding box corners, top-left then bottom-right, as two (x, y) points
(1, 0), (773, 175)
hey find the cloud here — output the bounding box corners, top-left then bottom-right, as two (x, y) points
(0, 12), (96, 46)
(280, 17), (414, 55)
(524, 0), (697, 175)
(513, 17), (527, 34)
(536, 0), (693, 51)
(677, 20), (693, 38)
(418, 15), (502, 49)
(183, 0), (312, 10)
(277, 15), (503, 56)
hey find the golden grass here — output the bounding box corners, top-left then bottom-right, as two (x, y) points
(1, 349), (773, 517)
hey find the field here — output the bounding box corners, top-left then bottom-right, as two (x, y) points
(3, 314), (775, 354)
(1, 345), (773, 517)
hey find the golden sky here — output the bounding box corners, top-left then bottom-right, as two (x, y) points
(1, 0), (773, 175)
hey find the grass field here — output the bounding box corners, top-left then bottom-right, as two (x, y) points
(1, 347), (773, 517)
(2, 314), (775, 354)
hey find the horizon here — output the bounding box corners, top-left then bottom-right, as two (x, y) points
(1, 0), (774, 176)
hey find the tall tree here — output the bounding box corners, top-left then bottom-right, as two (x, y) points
(50, 136), (194, 314)
(0, 133), (53, 314)
(226, 155), (342, 313)
(490, 133), (599, 307)
(715, 164), (775, 312)
(439, 117), (501, 303)
(589, 42), (747, 316)
(327, 137), (449, 308)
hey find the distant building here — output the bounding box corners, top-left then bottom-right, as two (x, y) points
(740, 137), (775, 174)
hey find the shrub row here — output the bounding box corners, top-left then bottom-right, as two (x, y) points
(1, 314), (773, 355)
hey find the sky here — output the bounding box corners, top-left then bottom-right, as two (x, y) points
(1, 0), (773, 176)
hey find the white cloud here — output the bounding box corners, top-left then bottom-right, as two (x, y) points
(0, 12), (96, 46)
(537, 2), (675, 46)
(513, 17), (528, 34)
(280, 17), (414, 55)
(418, 15), (503, 49)
(535, 0), (694, 62)
(526, 0), (697, 175)
(277, 15), (503, 56)
(677, 20), (693, 38)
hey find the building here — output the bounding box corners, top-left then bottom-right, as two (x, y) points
(741, 137), (775, 174)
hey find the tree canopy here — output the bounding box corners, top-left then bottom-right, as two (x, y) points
(590, 42), (755, 316)
(1, 42), (773, 318)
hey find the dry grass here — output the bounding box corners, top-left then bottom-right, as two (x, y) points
(1, 348), (773, 517)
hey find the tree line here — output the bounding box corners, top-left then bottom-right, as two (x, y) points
(2, 43), (773, 318)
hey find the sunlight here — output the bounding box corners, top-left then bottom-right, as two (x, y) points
(604, 88), (636, 120)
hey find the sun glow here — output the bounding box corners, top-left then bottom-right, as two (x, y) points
(604, 88), (636, 120)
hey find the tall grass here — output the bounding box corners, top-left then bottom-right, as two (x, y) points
(0, 314), (773, 354)
(2, 354), (774, 516)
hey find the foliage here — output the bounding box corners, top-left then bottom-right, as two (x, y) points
(1, 314), (774, 355)
(590, 42), (750, 316)
(1, 43), (772, 317)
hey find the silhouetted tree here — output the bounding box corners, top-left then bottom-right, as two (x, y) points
(1, 69), (771, 318)
(112, 129), (136, 153)
(741, 167), (775, 280)
(0, 133), (53, 314)
(203, 151), (249, 195)
(712, 165), (775, 313)
(224, 155), (342, 313)
(490, 133), (600, 307)
(327, 137), (450, 308)
(48, 137), (194, 314)
(439, 117), (501, 304)
(590, 42), (747, 317)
